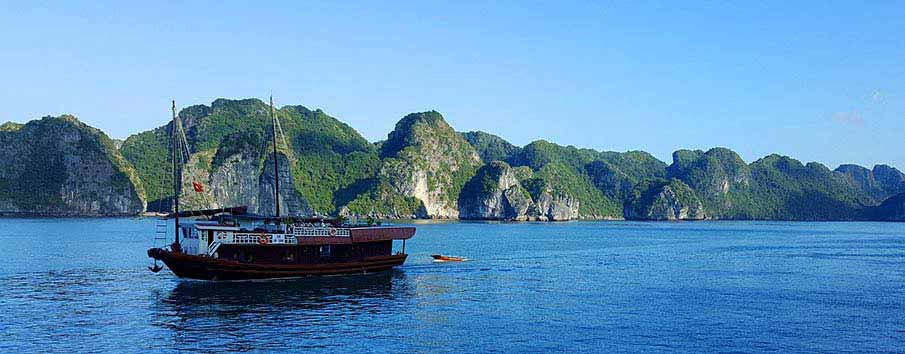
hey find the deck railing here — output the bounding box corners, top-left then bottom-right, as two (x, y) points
(288, 225), (351, 237)
(207, 226), (351, 256)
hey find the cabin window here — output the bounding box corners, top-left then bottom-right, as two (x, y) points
(300, 246), (314, 257)
(240, 250), (254, 262)
(281, 250), (295, 261)
(320, 245), (331, 257)
(332, 245), (351, 258)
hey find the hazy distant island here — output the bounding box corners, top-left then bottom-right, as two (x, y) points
(0, 98), (902, 221)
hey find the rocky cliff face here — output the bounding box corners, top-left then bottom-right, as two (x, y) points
(505, 141), (624, 219)
(121, 98), (369, 216)
(257, 152), (311, 215)
(532, 189), (581, 221)
(0, 116), (145, 216)
(456, 162), (583, 221)
(873, 165), (905, 194)
(625, 179), (706, 220)
(10, 98), (901, 221)
(208, 132), (262, 211)
(458, 161), (533, 220)
(835, 164), (905, 204)
(365, 111), (482, 218)
(667, 148), (749, 217)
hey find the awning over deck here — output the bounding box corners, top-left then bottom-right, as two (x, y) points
(168, 206), (248, 218)
(193, 224), (241, 231)
(287, 227), (414, 245)
(350, 227), (416, 242)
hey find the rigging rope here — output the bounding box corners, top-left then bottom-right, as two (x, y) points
(172, 113), (216, 208)
(271, 104), (295, 215)
(274, 112), (292, 159)
(174, 116), (191, 162)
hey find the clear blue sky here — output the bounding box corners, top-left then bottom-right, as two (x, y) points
(1, 1), (902, 170)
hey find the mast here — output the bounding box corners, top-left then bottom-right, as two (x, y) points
(269, 95), (281, 219)
(172, 100), (181, 249)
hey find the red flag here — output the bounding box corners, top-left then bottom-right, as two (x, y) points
(192, 181), (204, 192)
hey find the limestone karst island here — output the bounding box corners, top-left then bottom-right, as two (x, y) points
(1, 98), (902, 222)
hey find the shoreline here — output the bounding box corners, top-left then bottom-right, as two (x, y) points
(0, 214), (898, 223)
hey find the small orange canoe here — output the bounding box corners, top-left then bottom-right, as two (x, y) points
(431, 254), (467, 262)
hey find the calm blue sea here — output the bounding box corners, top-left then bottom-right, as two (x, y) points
(1, 219), (905, 353)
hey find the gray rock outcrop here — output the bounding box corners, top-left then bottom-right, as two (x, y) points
(374, 111), (482, 218)
(625, 179), (706, 220)
(0, 116), (145, 216)
(458, 161), (533, 220)
(532, 191), (581, 221)
(835, 164), (905, 204)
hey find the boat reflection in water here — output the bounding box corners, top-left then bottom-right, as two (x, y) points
(153, 271), (415, 351)
(161, 270), (412, 312)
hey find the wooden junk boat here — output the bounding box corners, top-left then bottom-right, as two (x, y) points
(148, 98), (415, 281)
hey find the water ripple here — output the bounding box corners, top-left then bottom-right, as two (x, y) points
(2, 219), (905, 352)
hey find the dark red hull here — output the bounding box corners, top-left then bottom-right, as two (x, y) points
(149, 248), (408, 281)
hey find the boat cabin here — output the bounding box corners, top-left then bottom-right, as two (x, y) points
(174, 215), (411, 266)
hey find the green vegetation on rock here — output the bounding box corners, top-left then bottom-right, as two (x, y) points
(533, 162), (621, 218)
(835, 164), (905, 204)
(460, 131), (521, 163)
(458, 161), (534, 220)
(0, 115), (144, 215)
(626, 178), (705, 220)
(121, 98), (378, 214)
(740, 156), (868, 220)
(342, 178), (425, 218)
(665, 148), (750, 218)
(505, 140), (663, 218)
(665, 148), (874, 220)
(6, 98), (903, 221)
(347, 111), (481, 218)
(865, 192), (905, 221)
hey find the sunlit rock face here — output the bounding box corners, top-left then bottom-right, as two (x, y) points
(375, 111), (481, 218)
(624, 179), (706, 221)
(459, 161), (533, 221)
